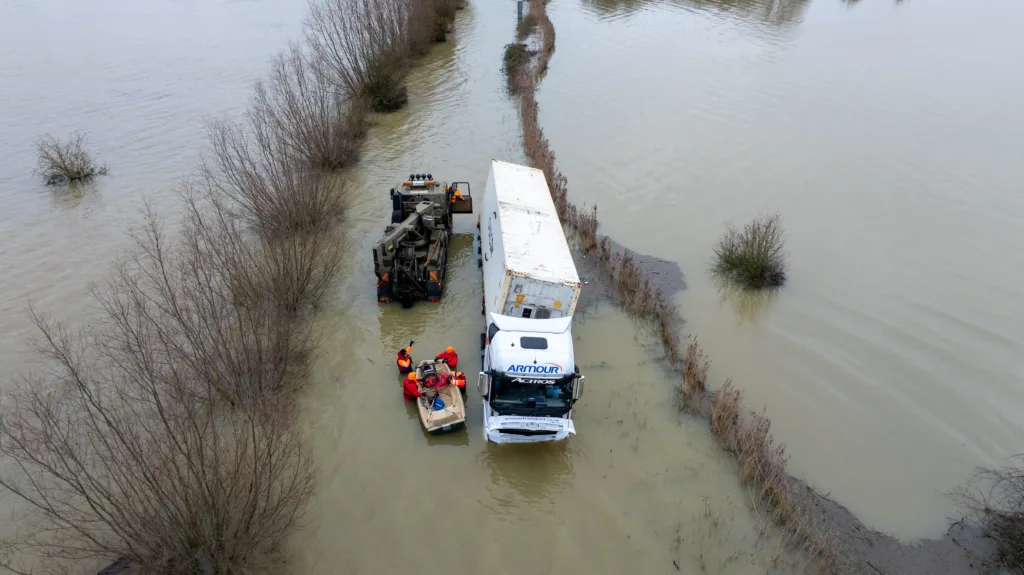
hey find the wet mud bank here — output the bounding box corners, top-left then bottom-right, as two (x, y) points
(573, 238), (686, 311)
(509, 0), (1000, 573)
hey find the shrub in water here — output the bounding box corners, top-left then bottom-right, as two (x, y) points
(712, 212), (787, 289)
(502, 42), (530, 80)
(35, 132), (107, 185)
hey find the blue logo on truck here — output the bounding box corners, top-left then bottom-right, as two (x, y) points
(508, 363), (562, 374)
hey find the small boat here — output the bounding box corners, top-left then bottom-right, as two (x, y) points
(414, 360), (466, 435)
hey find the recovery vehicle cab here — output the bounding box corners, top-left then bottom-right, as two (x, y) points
(373, 174), (472, 307)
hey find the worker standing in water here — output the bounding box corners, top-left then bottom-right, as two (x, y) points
(436, 346), (459, 369)
(403, 371), (423, 401)
(396, 340), (414, 374)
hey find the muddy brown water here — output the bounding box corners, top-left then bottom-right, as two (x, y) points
(540, 0), (1024, 540)
(1, 0), (1021, 570)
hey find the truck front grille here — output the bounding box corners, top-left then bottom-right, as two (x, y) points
(499, 429), (557, 436)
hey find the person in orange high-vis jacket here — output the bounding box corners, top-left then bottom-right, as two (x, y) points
(396, 340), (414, 374)
(403, 372), (422, 401)
(436, 346), (458, 369)
(452, 371), (467, 393)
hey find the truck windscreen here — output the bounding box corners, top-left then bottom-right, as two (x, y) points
(491, 375), (573, 415)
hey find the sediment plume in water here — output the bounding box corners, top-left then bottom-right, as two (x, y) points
(505, 1), (995, 573)
(0, 0), (465, 572)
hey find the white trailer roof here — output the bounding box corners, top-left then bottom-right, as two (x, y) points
(490, 160), (580, 286)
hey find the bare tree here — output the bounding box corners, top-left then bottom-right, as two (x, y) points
(184, 177), (344, 319)
(305, 0), (412, 112)
(251, 43), (368, 171)
(0, 208), (317, 574)
(202, 118), (346, 235)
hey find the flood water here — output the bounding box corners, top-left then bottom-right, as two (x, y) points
(288, 4), (803, 573)
(541, 0), (1024, 539)
(0, 0), (1022, 569)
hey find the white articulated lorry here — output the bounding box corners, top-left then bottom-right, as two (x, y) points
(476, 159), (586, 444)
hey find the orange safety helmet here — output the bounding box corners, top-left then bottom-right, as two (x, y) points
(446, 346), (455, 353)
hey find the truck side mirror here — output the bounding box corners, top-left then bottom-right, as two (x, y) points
(477, 372), (489, 396)
(573, 375), (585, 400)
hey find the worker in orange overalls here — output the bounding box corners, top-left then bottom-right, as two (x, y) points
(446, 184), (464, 205)
(403, 371), (423, 401)
(452, 371), (467, 394)
(436, 346), (459, 370)
(396, 340), (414, 374)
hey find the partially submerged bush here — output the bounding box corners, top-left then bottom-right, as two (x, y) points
(534, 0), (556, 75)
(363, 53), (410, 112)
(959, 458), (1024, 570)
(252, 43), (368, 170)
(306, 0), (411, 113)
(35, 132), (107, 185)
(503, 42), (531, 81)
(432, 0), (458, 43)
(712, 212), (787, 289)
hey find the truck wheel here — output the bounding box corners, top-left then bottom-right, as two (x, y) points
(480, 332), (486, 351)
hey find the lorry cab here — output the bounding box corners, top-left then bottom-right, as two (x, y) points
(477, 313), (585, 444)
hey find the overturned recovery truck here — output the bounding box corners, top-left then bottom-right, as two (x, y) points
(372, 174), (473, 307)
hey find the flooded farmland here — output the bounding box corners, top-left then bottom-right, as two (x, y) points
(1, 0), (1023, 572)
(539, 0), (1024, 539)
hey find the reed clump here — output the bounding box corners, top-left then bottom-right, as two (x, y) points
(35, 132), (108, 185)
(516, 10), (539, 40)
(682, 335), (711, 408)
(957, 458), (1024, 571)
(712, 212), (787, 290)
(702, 344), (843, 573)
(534, 0), (556, 75)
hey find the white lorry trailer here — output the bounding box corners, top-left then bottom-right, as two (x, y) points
(476, 159), (585, 444)
(480, 160), (582, 319)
